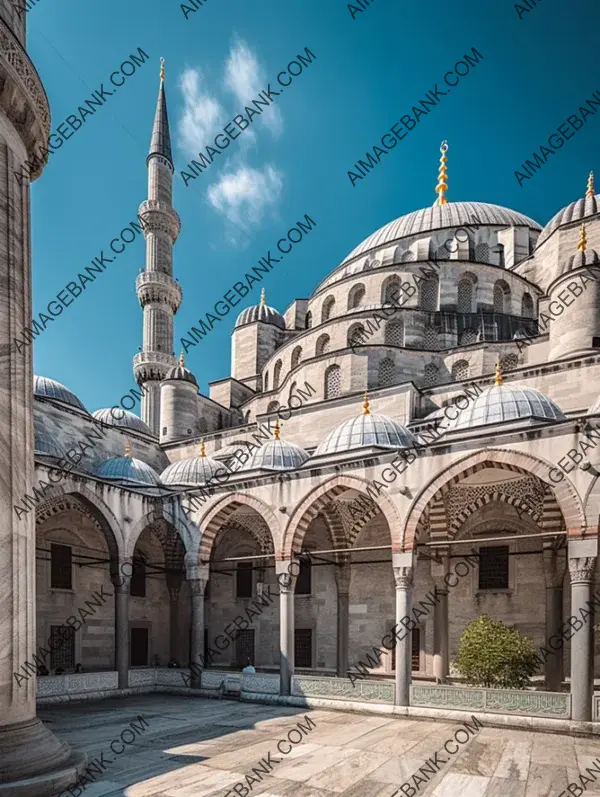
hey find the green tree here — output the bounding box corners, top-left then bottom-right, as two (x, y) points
(455, 615), (539, 688)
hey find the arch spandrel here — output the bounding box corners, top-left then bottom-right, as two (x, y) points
(126, 499), (197, 561)
(401, 448), (586, 552)
(282, 473), (403, 560)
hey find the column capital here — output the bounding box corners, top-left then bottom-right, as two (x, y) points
(569, 557), (596, 585)
(392, 551), (414, 590)
(276, 559), (299, 593)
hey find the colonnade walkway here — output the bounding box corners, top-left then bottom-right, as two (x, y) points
(39, 694), (600, 796)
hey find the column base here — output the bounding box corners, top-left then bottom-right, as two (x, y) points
(0, 717), (87, 797)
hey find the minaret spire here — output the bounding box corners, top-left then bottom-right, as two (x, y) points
(434, 140), (449, 206)
(134, 60), (182, 435)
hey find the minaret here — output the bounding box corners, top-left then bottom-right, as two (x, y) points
(134, 57), (182, 435)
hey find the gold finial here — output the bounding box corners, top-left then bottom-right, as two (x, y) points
(578, 223), (587, 253)
(260, 287), (266, 307)
(200, 440), (206, 457)
(494, 360), (503, 386)
(362, 390), (371, 415)
(434, 140), (449, 206)
(274, 419), (281, 440)
(125, 438), (132, 458)
(160, 57), (165, 81)
(587, 171), (595, 198)
(179, 350), (185, 367)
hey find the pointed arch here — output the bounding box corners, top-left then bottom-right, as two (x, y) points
(400, 448), (586, 552)
(282, 473), (403, 559)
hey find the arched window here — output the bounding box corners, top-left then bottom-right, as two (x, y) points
(198, 417), (208, 433)
(382, 276), (402, 306)
(263, 372), (269, 391)
(420, 276), (439, 311)
(316, 334), (330, 356)
(493, 280), (511, 314)
(305, 311), (312, 329)
(401, 250), (414, 262)
(423, 325), (439, 350)
(385, 320), (404, 347)
(321, 296), (335, 323)
(435, 244), (450, 260)
(460, 329), (477, 346)
(324, 365), (341, 399)
(378, 358), (395, 386)
(267, 401), (280, 413)
(348, 323), (366, 348)
(291, 346), (302, 369)
(475, 243), (489, 263)
(348, 284), (365, 310)
(451, 360), (469, 381)
(423, 363), (439, 386)
(273, 360), (282, 389)
(501, 353), (519, 371)
(457, 278), (473, 313)
(521, 292), (534, 317)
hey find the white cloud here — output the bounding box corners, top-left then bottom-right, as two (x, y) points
(178, 67), (225, 155)
(207, 165), (283, 229)
(224, 37), (283, 138)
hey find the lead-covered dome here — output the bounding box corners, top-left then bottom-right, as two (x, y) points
(246, 424), (309, 471)
(315, 398), (417, 456)
(341, 201), (541, 265)
(164, 352), (198, 386)
(235, 289), (285, 330)
(92, 408), (152, 436)
(34, 375), (87, 412)
(451, 379), (565, 431)
(34, 417), (64, 458)
(97, 450), (161, 486)
(537, 179), (600, 247)
(162, 448), (226, 486)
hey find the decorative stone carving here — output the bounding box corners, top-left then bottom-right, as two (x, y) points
(292, 675), (394, 703)
(410, 684), (570, 718)
(569, 556), (596, 584)
(393, 566), (413, 590)
(138, 200), (181, 243)
(188, 577), (207, 597)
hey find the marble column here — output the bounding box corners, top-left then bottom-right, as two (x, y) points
(188, 568), (208, 689)
(166, 573), (182, 664)
(393, 553), (414, 707)
(430, 550), (449, 684)
(0, 11), (87, 794)
(335, 556), (351, 678)
(112, 571), (131, 689)
(568, 540), (597, 722)
(543, 544), (566, 691)
(276, 561), (298, 696)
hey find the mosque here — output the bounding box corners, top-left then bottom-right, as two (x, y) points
(3, 18), (600, 793)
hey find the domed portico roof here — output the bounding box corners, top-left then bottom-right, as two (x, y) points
(315, 394), (417, 456)
(92, 408), (153, 436)
(97, 441), (161, 486)
(245, 421), (309, 471)
(161, 443), (226, 486)
(537, 173), (600, 247)
(235, 288), (285, 330)
(34, 375), (87, 412)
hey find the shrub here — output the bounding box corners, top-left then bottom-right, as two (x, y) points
(455, 615), (539, 688)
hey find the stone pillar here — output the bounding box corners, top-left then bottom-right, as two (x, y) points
(393, 553), (414, 707)
(543, 543), (566, 691)
(568, 539), (597, 722)
(430, 549), (449, 684)
(112, 571), (131, 689)
(166, 573), (182, 664)
(188, 568), (208, 689)
(335, 556), (351, 678)
(0, 13), (87, 793)
(276, 561), (298, 696)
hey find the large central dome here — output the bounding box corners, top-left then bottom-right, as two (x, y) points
(341, 201), (542, 265)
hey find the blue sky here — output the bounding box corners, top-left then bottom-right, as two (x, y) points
(28, 0), (599, 410)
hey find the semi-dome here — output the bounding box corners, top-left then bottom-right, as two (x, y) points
(246, 423), (309, 470)
(92, 408), (153, 436)
(164, 352), (198, 386)
(235, 288), (285, 330)
(315, 396), (417, 456)
(34, 421), (63, 458)
(97, 445), (161, 486)
(537, 175), (600, 247)
(341, 201), (541, 266)
(34, 375), (87, 412)
(451, 371), (565, 431)
(161, 446), (226, 486)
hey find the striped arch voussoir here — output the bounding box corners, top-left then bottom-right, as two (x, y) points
(449, 493), (542, 535)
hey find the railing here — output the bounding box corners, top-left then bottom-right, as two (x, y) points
(133, 351), (177, 369)
(410, 684), (571, 718)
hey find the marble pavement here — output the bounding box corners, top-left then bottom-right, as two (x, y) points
(38, 695), (600, 797)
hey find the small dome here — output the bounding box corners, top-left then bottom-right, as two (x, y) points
(92, 408), (153, 436)
(235, 289), (285, 330)
(34, 375), (87, 412)
(247, 438), (309, 471)
(451, 383), (565, 431)
(97, 454), (161, 486)
(164, 353), (198, 386)
(316, 400), (417, 456)
(162, 452), (226, 486)
(537, 188), (600, 247)
(561, 248), (600, 276)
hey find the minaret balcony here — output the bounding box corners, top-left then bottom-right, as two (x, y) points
(136, 271), (182, 312)
(138, 199), (181, 243)
(133, 351), (177, 383)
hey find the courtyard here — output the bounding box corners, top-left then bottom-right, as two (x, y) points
(39, 695), (600, 797)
